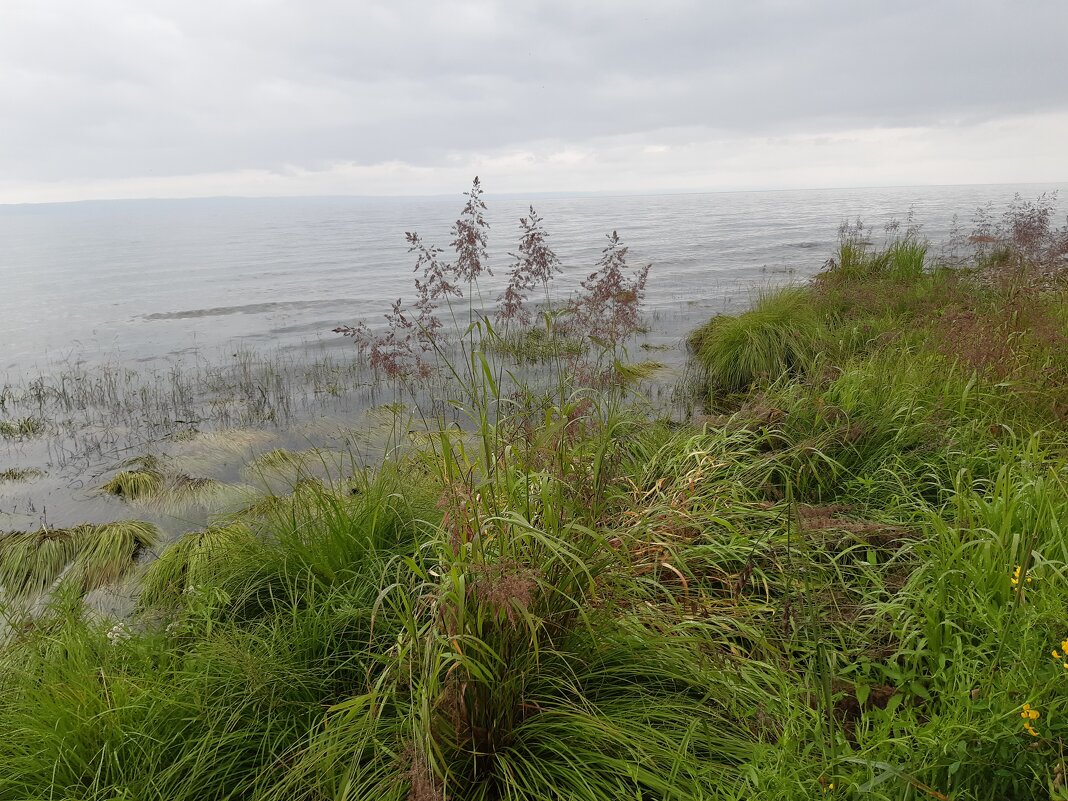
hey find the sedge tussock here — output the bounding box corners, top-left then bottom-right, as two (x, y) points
(138, 523), (254, 608)
(0, 416), (46, 439)
(101, 468), (166, 500)
(0, 468), (44, 483)
(0, 520), (159, 602)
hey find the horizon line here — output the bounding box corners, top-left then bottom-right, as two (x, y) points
(2, 178), (1066, 210)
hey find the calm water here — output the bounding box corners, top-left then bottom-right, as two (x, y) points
(1, 182), (1066, 539)
(3, 183), (1065, 377)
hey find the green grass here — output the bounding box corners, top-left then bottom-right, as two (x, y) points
(101, 467), (166, 499)
(3, 218), (1068, 799)
(614, 358), (664, 384)
(138, 522), (255, 608)
(689, 286), (828, 393)
(485, 320), (587, 363)
(0, 520), (160, 604)
(101, 457), (247, 515)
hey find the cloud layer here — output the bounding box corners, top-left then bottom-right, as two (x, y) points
(3, 0), (1067, 202)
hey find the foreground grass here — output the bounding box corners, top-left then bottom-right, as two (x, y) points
(2, 213), (1068, 799)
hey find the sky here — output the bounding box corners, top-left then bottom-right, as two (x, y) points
(2, 0), (1067, 204)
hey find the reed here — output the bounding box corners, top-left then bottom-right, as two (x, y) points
(1, 190), (1067, 800)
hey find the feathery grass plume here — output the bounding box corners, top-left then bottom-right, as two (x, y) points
(997, 192), (1066, 266)
(450, 175), (491, 283)
(497, 206), (561, 326)
(138, 523), (254, 608)
(689, 285), (826, 393)
(336, 182), (493, 380)
(828, 217), (874, 277)
(568, 230), (650, 346)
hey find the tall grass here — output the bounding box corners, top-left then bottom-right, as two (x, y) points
(2, 190), (1068, 799)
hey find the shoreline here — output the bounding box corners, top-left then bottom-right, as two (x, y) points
(2, 192), (1068, 797)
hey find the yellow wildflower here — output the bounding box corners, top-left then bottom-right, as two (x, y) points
(1021, 704), (1041, 737)
(1011, 565), (1034, 587)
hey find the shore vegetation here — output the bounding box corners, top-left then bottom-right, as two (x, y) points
(1, 186), (1067, 799)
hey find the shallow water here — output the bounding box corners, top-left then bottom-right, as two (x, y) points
(1, 182), (1065, 540)
(4, 183), (1065, 374)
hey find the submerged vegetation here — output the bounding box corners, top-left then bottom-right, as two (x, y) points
(0, 468), (43, 483)
(1, 187), (1068, 799)
(0, 415), (45, 439)
(99, 455), (242, 516)
(0, 520), (159, 605)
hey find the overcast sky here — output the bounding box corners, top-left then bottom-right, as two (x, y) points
(2, 0), (1067, 203)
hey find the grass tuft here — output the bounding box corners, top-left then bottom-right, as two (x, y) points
(689, 286), (827, 393)
(0, 468), (44, 483)
(0, 520), (160, 603)
(138, 523), (254, 607)
(101, 468), (166, 500)
(0, 416), (45, 439)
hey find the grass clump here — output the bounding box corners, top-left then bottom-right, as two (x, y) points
(101, 467), (166, 500)
(0, 520), (160, 604)
(0, 468), (44, 483)
(138, 523), (254, 608)
(101, 456), (242, 514)
(614, 358), (664, 384)
(484, 322), (586, 363)
(0, 416), (45, 439)
(248, 447), (308, 471)
(688, 286), (827, 393)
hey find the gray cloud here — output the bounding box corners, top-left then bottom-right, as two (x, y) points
(1, 0), (1066, 196)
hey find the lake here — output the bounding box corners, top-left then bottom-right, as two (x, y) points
(4, 182), (1065, 375)
(0, 182), (1065, 538)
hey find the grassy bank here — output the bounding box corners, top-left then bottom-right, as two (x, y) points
(2, 190), (1067, 799)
